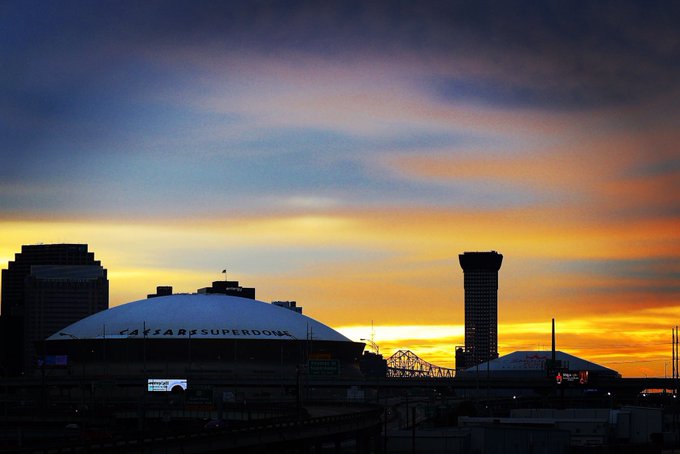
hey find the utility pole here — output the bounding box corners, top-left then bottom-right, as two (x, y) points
(676, 326), (679, 446)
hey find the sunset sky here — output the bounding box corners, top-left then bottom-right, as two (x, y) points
(2, 1), (679, 377)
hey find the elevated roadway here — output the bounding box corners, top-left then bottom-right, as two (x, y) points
(1, 375), (673, 396)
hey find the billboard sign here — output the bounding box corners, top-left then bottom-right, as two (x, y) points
(147, 379), (187, 392)
(556, 370), (589, 385)
(40, 355), (68, 366)
(308, 359), (339, 376)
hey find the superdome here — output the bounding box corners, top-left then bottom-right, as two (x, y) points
(41, 293), (364, 381)
(47, 293), (349, 342)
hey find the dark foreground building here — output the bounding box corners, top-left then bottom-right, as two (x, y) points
(457, 251), (503, 370)
(0, 244), (108, 375)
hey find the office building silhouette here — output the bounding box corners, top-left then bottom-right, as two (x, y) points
(0, 244), (108, 375)
(457, 251), (503, 370)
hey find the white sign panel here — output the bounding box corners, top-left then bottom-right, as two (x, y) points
(147, 379), (187, 392)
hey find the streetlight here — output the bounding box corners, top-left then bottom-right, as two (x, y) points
(58, 332), (81, 370)
(59, 332), (87, 415)
(58, 332), (82, 371)
(59, 332), (89, 374)
(360, 339), (380, 355)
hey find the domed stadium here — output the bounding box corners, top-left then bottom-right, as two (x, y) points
(457, 350), (620, 380)
(41, 293), (364, 380)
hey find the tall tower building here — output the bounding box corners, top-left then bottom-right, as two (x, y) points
(458, 251), (503, 369)
(0, 244), (108, 375)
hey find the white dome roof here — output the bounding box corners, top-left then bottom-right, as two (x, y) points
(47, 294), (350, 342)
(459, 350), (619, 376)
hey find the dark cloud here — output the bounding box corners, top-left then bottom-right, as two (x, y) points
(2, 0), (679, 217)
(626, 158), (680, 178)
(555, 257), (680, 299)
(559, 257), (679, 281)
(3, 0), (679, 119)
(431, 76), (619, 111)
(426, 1), (680, 109)
(5, 1), (680, 67)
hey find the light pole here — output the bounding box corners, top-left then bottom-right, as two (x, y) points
(284, 332), (304, 416)
(361, 338), (384, 405)
(360, 338), (380, 355)
(59, 332), (86, 416)
(58, 332), (82, 376)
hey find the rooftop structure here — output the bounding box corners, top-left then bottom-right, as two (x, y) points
(272, 300), (302, 314)
(197, 280), (255, 299)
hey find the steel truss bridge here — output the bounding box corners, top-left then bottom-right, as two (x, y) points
(386, 349), (456, 378)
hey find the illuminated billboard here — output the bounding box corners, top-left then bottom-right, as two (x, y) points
(147, 379), (187, 392)
(40, 355), (68, 366)
(555, 371), (588, 385)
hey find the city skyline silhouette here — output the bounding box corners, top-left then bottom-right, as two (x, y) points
(2, 1), (679, 378)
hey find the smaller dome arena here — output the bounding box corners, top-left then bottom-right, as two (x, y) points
(41, 294), (365, 380)
(457, 350), (620, 380)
